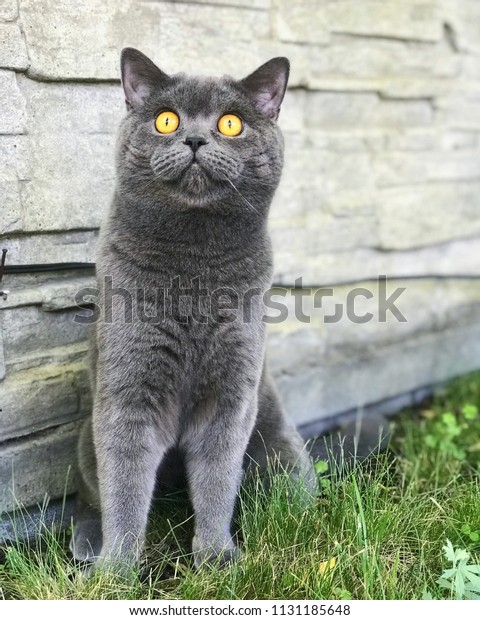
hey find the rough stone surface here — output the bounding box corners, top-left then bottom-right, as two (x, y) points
(271, 323), (480, 427)
(273, 0), (330, 45)
(0, 22), (29, 70)
(0, 361), (90, 442)
(6, 340), (89, 377)
(0, 71), (26, 134)
(0, 231), (98, 265)
(1, 305), (89, 364)
(324, 1), (442, 43)
(0, 330), (5, 381)
(0, 422), (80, 514)
(375, 150), (480, 187)
(377, 183), (480, 250)
(0, 79), (122, 231)
(17, 76), (124, 134)
(273, 238), (480, 287)
(0, 172), (22, 234)
(1, 276), (96, 312)
(444, 0), (480, 54)
(20, 0), (270, 80)
(0, 136), (28, 234)
(0, 0), (17, 21)
(306, 37), (461, 85)
(304, 92), (434, 129)
(174, 0), (270, 6)
(20, 133), (115, 231)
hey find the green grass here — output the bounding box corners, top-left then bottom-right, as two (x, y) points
(1, 371), (480, 600)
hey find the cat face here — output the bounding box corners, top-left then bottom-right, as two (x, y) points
(117, 48), (289, 209)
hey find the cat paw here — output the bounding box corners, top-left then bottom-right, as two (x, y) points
(69, 519), (103, 562)
(192, 535), (242, 569)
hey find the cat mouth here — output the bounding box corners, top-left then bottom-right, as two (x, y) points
(184, 159), (203, 175)
(178, 158), (215, 194)
(184, 157), (213, 178)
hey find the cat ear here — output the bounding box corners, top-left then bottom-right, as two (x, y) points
(240, 57), (290, 120)
(120, 48), (170, 110)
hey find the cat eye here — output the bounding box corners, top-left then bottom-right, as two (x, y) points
(217, 114), (243, 137)
(155, 110), (180, 134)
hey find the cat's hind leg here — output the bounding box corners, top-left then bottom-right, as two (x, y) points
(70, 417), (103, 562)
(244, 371), (318, 499)
(70, 499), (103, 562)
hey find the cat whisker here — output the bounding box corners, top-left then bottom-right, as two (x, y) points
(223, 175), (261, 215)
(141, 175), (162, 193)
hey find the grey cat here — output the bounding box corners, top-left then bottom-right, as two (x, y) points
(70, 48), (318, 571)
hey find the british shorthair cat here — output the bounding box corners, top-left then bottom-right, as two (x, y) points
(70, 48), (317, 571)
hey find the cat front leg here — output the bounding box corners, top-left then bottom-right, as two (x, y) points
(182, 394), (258, 568)
(92, 405), (170, 571)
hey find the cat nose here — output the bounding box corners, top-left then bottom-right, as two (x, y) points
(184, 136), (208, 153)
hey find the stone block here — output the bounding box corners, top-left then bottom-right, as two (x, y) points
(377, 182), (480, 250)
(1, 305), (90, 365)
(306, 37), (460, 86)
(0, 134), (30, 177)
(443, 0), (480, 54)
(321, 325), (480, 422)
(304, 92), (434, 129)
(436, 92), (480, 131)
(0, 135), (29, 234)
(5, 340), (89, 376)
(270, 213), (379, 255)
(0, 172), (22, 234)
(0, 231), (98, 265)
(1, 276), (96, 312)
(321, 280), (480, 361)
(11, 80), (121, 230)
(384, 129), (478, 152)
(270, 320), (480, 427)
(325, 1), (442, 43)
(0, 22), (29, 69)
(272, 0), (330, 45)
(268, 279), (480, 367)
(0, 0), (17, 21)
(19, 133), (115, 231)
(271, 131), (378, 226)
(0, 330), (5, 380)
(17, 76), (124, 134)
(375, 150), (480, 187)
(273, 1), (442, 45)
(272, 237), (480, 288)
(0, 360), (90, 442)
(173, 0), (269, 6)
(0, 422), (81, 514)
(20, 0), (270, 80)
(461, 55), (480, 82)
(0, 70), (26, 134)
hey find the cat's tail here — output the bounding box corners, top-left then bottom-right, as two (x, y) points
(305, 414), (391, 471)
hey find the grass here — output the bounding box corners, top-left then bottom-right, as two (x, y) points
(1, 371), (480, 600)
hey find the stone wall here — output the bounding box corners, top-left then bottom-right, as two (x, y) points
(2, 0), (480, 513)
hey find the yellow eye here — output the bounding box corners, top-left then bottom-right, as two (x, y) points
(218, 114), (242, 137)
(155, 110), (179, 134)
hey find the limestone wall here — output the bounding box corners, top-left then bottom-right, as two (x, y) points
(1, 0), (480, 512)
